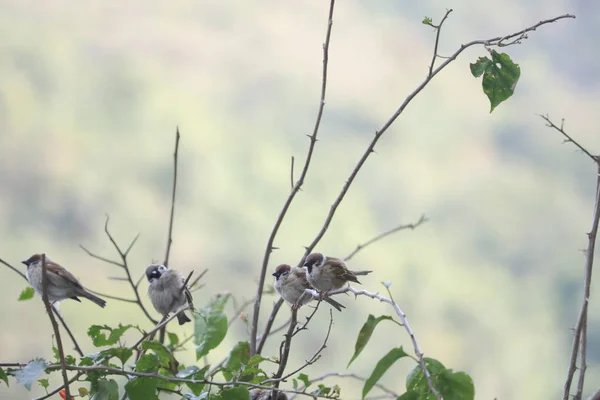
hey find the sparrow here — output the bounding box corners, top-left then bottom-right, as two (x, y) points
(146, 264), (194, 325)
(22, 253), (107, 308)
(303, 252), (372, 293)
(272, 264), (345, 312)
(250, 388), (288, 400)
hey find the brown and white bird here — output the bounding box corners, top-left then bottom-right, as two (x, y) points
(303, 253), (372, 293)
(22, 253), (107, 307)
(250, 389), (288, 400)
(146, 264), (194, 325)
(272, 264), (345, 312)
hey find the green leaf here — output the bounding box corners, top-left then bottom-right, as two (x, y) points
(406, 358), (446, 394)
(298, 373), (311, 389)
(176, 366), (209, 395)
(38, 378), (49, 389)
(0, 367), (8, 386)
(167, 332), (179, 349)
(470, 51), (520, 112)
(10, 359), (46, 391)
(221, 387), (250, 400)
(396, 392), (419, 400)
(124, 377), (159, 400)
(224, 341), (250, 375)
(136, 354), (160, 373)
(247, 354), (267, 367)
(422, 16), (433, 25)
(88, 324), (133, 347)
(91, 379), (119, 400)
(65, 355), (77, 366)
(348, 315), (395, 367)
(18, 287), (35, 301)
(141, 341), (176, 369)
(438, 371), (474, 400)
(363, 347), (409, 399)
(195, 312), (228, 360)
(98, 348), (133, 366)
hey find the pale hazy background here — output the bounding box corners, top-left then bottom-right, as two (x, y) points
(1, 0), (599, 399)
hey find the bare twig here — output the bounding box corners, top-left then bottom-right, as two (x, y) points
(86, 290), (138, 303)
(40, 254), (72, 400)
(305, 284), (439, 399)
(344, 214), (428, 261)
(290, 156), (295, 190)
(0, 257), (27, 281)
(272, 309), (299, 393)
(426, 9), (453, 77)
(257, 298), (285, 354)
(250, 0), (336, 356)
(82, 216), (157, 324)
(296, 14), (575, 269)
(51, 306), (84, 357)
(563, 164), (600, 400)
(539, 115), (597, 162)
(292, 300), (322, 338)
(289, 372), (398, 400)
(264, 309), (333, 385)
(164, 127), (180, 267)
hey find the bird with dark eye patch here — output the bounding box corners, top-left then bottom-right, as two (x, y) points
(304, 252), (372, 295)
(146, 264), (194, 325)
(273, 264), (345, 311)
(22, 253), (106, 307)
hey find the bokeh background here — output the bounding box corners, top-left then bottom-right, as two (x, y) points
(1, 0), (599, 399)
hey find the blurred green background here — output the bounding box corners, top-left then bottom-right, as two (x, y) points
(1, 0), (599, 399)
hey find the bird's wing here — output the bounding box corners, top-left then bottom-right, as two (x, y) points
(292, 267), (312, 290)
(327, 258), (361, 284)
(46, 262), (84, 289)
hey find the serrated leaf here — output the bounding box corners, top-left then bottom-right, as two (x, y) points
(224, 341), (250, 374)
(0, 367), (8, 386)
(438, 371), (474, 400)
(298, 373), (311, 389)
(422, 16), (432, 25)
(348, 315), (395, 367)
(141, 341), (176, 369)
(363, 347), (409, 399)
(195, 312), (228, 360)
(136, 354), (160, 373)
(38, 378), (49, 389)
(10, 359), (46, 391)
(406, 358), (446, 394)
(124, 377), (159, 400)
(88, 324), (133, 347)
(18, 287), (35, 301)
(396, 391), (419, 400)
(91, 379), (119, 400)
(98, 348), (133, 366)
(221, 387), (250, 400)
(65, 355), (76, 366)
(471, 51), (520, 112)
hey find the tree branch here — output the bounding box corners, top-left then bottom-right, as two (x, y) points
(164, 127), (180, 267)
(344, 214), (428, 261)
(0, 257), (27, 281)
(289, 372), (398, 400)
(52, 305), (84, 357)
(295, 14), (575, 268)
(250, 0), (336, 356)
(40, 254), (72, 400)
(539, 115), (598, 162)
(257, 298), (285, 354)
(426, 9), (453, 77)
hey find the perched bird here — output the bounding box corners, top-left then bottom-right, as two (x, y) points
(22, 253), (107, 308)
(250, 388), (288, 400)
(272, 264), (345, 312)
(304, 253), (372, 293)
(146, 264), (194, 325)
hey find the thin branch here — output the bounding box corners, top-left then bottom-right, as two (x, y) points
(539, 115), (598, 162)
(292, 300), (322, 338)
(427, 9), (453, 77)
(82, 216), (157, 324)
(344, 214), (428, 261)
(41, 254), (72, 400)
(250, 0), (336, 356)
(86, 290), (138, 303)
(272, 309), (299, 393)
(289, 372), (398, 400)
(264, 309), (333, 385)
(295, 14), (575, 269)
(257, 298), (285, 354)
(164, 127), (180, 267)
(305, 284), (439, 399)
(563, 163), (600, 400)
(290, 156), (295, 190)
(52, 306), (84, 357)
(0, 257), (27, 281)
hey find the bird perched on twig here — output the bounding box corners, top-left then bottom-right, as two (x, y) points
(303, 252), (372, 294)
(250, 388), (288, 400)
(273, 264), (345, 312)
(146, 264), (194, 325)
(22, 253), (107, 308)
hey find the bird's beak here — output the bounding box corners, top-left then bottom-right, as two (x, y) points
(272, 272), (277, 277)
(21, 260), (28, 266)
